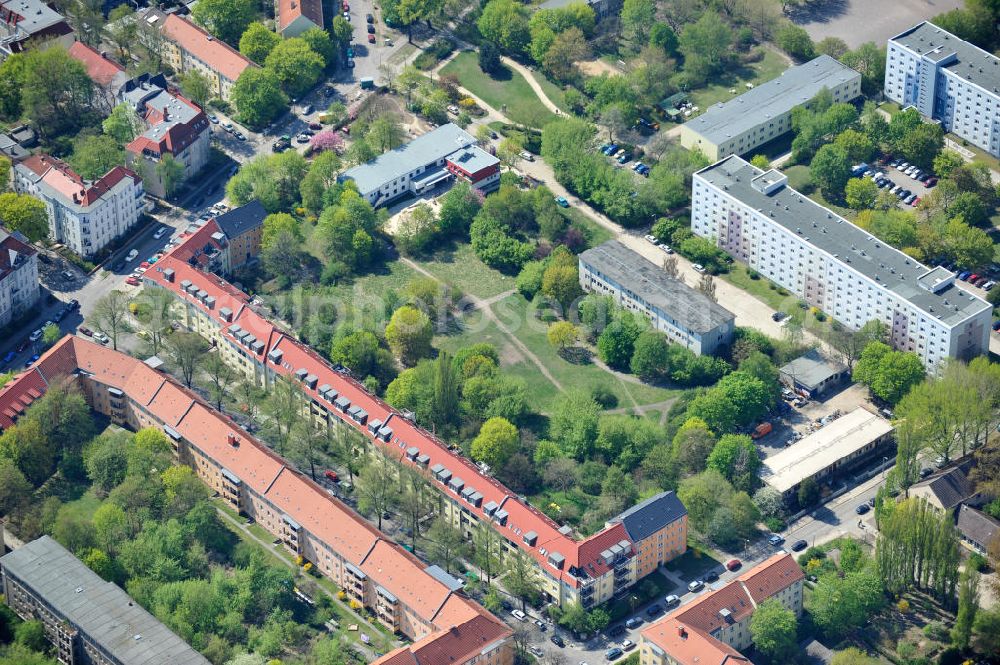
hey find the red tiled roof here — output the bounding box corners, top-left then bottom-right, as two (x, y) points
(30, 158), (141, 208)
(264, 466), (379, 567)
(67, 41), (124, 87)
(641, 554), (803, 665)
(1, 334), (511, 660)
(144, 228), (689, 590)
(408, 613), (512, 664)
(0, 228), (36, 281)
(0, 368), (46, 429)
(278, 0), (323, 31)
(162, 14), (255, 82)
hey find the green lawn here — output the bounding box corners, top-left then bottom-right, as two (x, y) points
(320, 261), (421, 327)
(721, 264), (790, 311)
(534, 74), (571, 114)
(664, 545), (722, 580)
(435, 293), (677, 414)
(688, 48), (788, 111)
(59, 489), (103, 522)
(440, 52), (557, 128)
(415, 243), (515, 300)
(561, 207), (614, 247)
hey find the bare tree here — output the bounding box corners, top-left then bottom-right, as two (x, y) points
(378, 62), (399, 91)
(166, 332), (208, 387)
(355, 451), (400, 531)
(398, 464), (434, 551)
(697, 274), (717, 302)
(235, 379), (264, 430)
(134, 286), (176, 355)
(290, 420), (330, 481)
(662, 255), (680, 280)
(203, 350), (235, 411)
(262, 374), (300, 455)
(93, 289), (132, 351)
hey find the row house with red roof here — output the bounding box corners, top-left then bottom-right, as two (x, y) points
(640, 554), (804, 665)
(143, 216), (689, 610)
(0, 334), (513, 665)
(118, 73), (211, 198)
(157, 12), (255, 102)
(12, 155), (143, 258)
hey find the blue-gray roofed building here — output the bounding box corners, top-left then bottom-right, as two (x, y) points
(679, 55), (861, 161)
(339, 123), (499, 208)
(1, 536), (211, 665)
(610, 491), (688, 542)
(215, 199), (266, 240)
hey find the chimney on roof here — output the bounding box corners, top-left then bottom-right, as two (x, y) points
(678, 626), (687, 639)
(228, 433), (240, 448)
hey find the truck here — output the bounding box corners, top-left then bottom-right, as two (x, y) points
(360, 77), (375, 90)
(751, 422), (772, 439)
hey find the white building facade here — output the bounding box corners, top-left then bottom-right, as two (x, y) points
(0, 228), (39, 329)
(885, 21), (1000, 157)
(692, 157), (991, 369)
(14, 156), (144, 258)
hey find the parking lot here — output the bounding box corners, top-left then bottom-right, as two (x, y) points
(857, 159), (935, 209)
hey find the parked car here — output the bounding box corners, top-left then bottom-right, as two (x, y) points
(28, 329), (42, 342)
(704, 570), (719, 583)
(621, 640), (636, 651)
(126, 249), (139, 262)
(791, 539), (808, 552)
(366, 12), (374, 22)
(658, 243), (674, 254)
(624, 617), (643, 629)
(2, 351), (15, 364)
(687, 580), (704, 592)
(692, 263), (706, 273)
(324, 470), (340, 483)
(855, 503), (870, 515)
(550, 635), (565, 648)
(904, 193), (917, 205)
(367, 24), (375, 33)
(93, 332), (109, 345)
(664, 594), (680, 607)
(367, 33), (376, 43)
(528, 646), (543, 658)
(925, 177), (938, 187)
(982, 281), (995, 291)
(646, 603), (663, 617)
(644, 234), (657, 243)
(153, 227), (167, 239)
(511, 609), (526, 621)
(520, 151), (534, 162)
(768, 534), (785, 546)
(605, 648), (623, 661)
(607, 625), (626, 638)
(554, 196), (569, 208)
(725, 559), (742, 571)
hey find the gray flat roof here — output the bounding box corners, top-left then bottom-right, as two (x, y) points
(578, 240), (735, 334)
(779, 349), (846, 390)
(340, 123), (476, 196)
(685, 55), (860, 145)
(445, 145), (498, 173)
(696, 156), (991, 327)
(891, 21), (1000, 95)
(1, 0), (65, 36)
(760, 408), (893, 494)
(0, 536), (210, 665)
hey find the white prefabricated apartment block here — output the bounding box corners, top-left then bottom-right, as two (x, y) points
(885, 21), (1000, 158)
(692, 156), (991, 369)
(678, 55), (862, 161)
(578, 240), (735, 356)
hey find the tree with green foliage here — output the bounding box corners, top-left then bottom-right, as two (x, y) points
(479, 41), (502, 74)
(649, 22), (678, 55)
(844, 177), (879, 210)
(841, 42), (886, 95)
(355, 452), (400, 531)
(852, 341), (925, 404)
(477, 0), (531, 56)
(19, 47), (95, 139)
(239, 21), (279, 62)
(70, 134), (123, 180)
(595, 415), (663, 471)
(672, 417), (716, 474)
(424, 516), (468, 574)
(549, 389), (600, 459)
(505, 548), (542, 610)
(431, 350), (459, 429)
(385, 305), (433, 366)
(299, 27), (336, 68)
(231, 68), (287, 129)
(677, 12), (733, 85)
(877, 497), (960, 601)
(810, 143), (851, 199)
(471, 417), (520, 470)
(155, 154), (185, 199)
(330, 330), (396, 387)
(265, 38), (325, 97)
(811, 571), (885, 640)
(597, 310), (644, 370)
(226, 151), (306, 212)
(952, 566), (979, 650)
(191, 0), (256, 44)
(92, 290), (131, 351)
(166, 332), (208, 389)
(749, 598), (798, 661)
(629, 330), (670, 381)
(0, 193), (48, 242)
(775, 23), (814, 60)
(547, 321), (579, 353)
(102, 103), (140, 146)
(933, 150), (965, 178)
(706, 434), (760, 492)
(621, 0), (655, 46)
(178, 69), (214, 107)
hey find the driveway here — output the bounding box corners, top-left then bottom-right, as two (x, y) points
(789, 0), (965, 48)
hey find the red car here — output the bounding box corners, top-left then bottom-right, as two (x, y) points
(367, 33), (376, 44)
(126, 277), (140, 286)
(342, 1), (349, 9)
(78, 326), (93, 337)
(139, 261), (151, 269)
(725, 559), (742, 571)
(324, 470), (340, 483)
